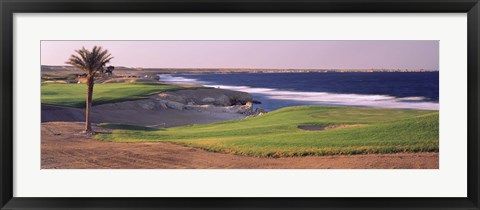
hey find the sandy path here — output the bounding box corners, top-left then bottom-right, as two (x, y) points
(41, 122), (439, 169)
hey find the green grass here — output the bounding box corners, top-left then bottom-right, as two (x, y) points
(42, 82), (182, 108)
(95, 106), (439, 157)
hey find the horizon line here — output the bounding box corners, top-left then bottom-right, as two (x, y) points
(41, 65), (439, 71)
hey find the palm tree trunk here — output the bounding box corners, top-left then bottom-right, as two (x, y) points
(85, 76), (94, 132)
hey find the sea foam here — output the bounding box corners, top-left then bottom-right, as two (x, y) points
(159, 74), (439, 110)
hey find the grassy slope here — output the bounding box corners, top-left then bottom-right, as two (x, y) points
(96, 106), (439, 157)
(42, 82), (181, 108)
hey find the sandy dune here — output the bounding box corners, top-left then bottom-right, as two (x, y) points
(41, 122), (439, 169)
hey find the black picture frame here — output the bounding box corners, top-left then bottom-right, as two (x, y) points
(1, 0), (479, 209)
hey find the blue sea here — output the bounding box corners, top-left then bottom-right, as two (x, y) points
(159, 72), (439, 111)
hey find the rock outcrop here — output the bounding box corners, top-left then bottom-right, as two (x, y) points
(156, 88), (253, 106)
(153, 88), (256, 115)
(83, 87), (259, 115)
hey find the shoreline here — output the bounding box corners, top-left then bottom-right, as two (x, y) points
(41, 66), (439, 111)
(157, 74), (439, 111)
(42, 74), (438, 130)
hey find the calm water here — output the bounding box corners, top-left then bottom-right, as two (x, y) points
(159, 72), (439, 111)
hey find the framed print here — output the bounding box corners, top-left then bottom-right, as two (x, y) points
(1, 0), (479, 209)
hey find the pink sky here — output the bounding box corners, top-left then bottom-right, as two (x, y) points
(41, 40), (439, 70)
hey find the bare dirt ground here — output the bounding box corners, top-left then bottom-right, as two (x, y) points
(42, 122), (439, 169)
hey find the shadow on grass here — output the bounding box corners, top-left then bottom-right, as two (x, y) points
(98, 123), (161, 131)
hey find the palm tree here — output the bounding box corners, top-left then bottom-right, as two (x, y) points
(66, 46), (113, 133)
(105, 65), (115, 77)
